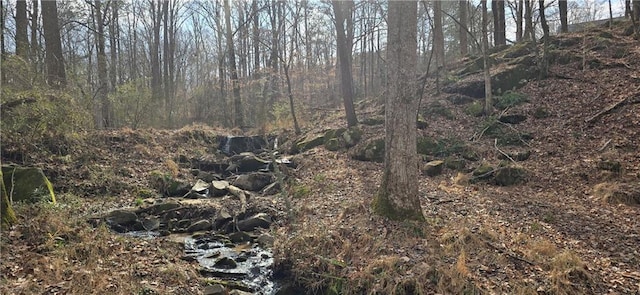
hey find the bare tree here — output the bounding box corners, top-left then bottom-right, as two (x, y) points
(492, 0), (506, 46)
(41, 0), (66, 88)
(224, 0), (243, 127)
(373, 0), (424, 221)
(433, 0), (445, 68)
(482, 0), (493, 114)
(332, 0), (357, 127)
(15, 0), (29, 58)
(94, 0), (110, 128)
(459, 0), (468, 56)
(539, 0), (550, 79)
(559, 0), (568, 33)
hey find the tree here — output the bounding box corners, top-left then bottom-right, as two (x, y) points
(41, 0), (66, 88)
(332, 0), (358, 127)
(482, 0), (493, 114)
(539, 0), (550, 79)
(15, 0), (29, 58)
(459, 0), (468, 56)
(559, 0), (568, 33)
(433, 0), (445, 68)
(94, 0), (110, 128)
(492, 0), (506, 46)
(524, 0), (533, 40)
(224, 0), (243, 127)
(372, 0), (424, 221)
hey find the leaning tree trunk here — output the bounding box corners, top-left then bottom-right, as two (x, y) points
(373, 0), (424, 221)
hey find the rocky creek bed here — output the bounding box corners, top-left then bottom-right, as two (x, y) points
(88, 136), (290, 294)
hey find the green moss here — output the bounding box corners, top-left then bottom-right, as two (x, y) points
(425, 101), (455, 120)
(465, 101), (485, 117)
(494, 91), (529, 110)
(137, 188), (156, 199)
(353, 138), (385, 162)
(296, 135), (326, 152)
(417, 137), (440, 156)
(342, 126), (363, 147)
(324, 138), (342, 151)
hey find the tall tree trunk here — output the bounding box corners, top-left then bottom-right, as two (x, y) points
(30, 0), (38, 73)
(15, 0), (29, 59)
(482, 0), (493, 115)
(109, 1), (118, 91)
(539, 0), (550, 79)
(224, 0), (243, 127)
(95, 0), (110, 128)
(459, 0), (468, 56)
(524, 0), (533, 40)
(150, 1), (162, 101)
(1, 0), (6, 83)
(162, 0), (171, 125)
(559, 0), (568, 33)
(41, 0), (66, 88)
(433, 0), (445, 68)
(373, 0), (423, 221)
(332, 0), (358, 127)
(516, 0), (523, 41)
(492, 0), (506, 46)
(252, 0), (260, 72)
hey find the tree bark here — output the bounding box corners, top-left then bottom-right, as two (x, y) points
(433, 0), (445, 68)
(459, 0), (468, 56)
(41, 0), (66, 88)
(539, 0), (550, 79)
(373, 0), (423, 221)
(482, 0), (493, 114)
(224, 0), (243, 127)
(492, 0), (506, 46)
(524, 0), (533, 41)
(30, 0), (38, 72)
(559, 0), (568, 33)
(150, 0), (162, 101)
(332, 0), (358, 127)
(95, 0), (110, 128)
(15, 0), (29, 58)
(516, 0), (523, 42)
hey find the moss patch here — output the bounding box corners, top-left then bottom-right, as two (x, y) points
(372, 189), (425, 221)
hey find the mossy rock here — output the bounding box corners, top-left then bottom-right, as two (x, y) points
(496, 132), (533, 146)
(494, 166), (527, 186)
(472, 163), (494, 182)
(465, 101), (485, 117)
(445, 157), (467, 171)
(447, 94), (475, 105)
(503, 42), (533, 58)
(417, 137), (440, 156)
(342, 126), (363, 147)
(295, 135), (326, 152)
(352, 138), (385, 163)
(324, 128), (346, 141)
(1, 166), (56, 204)
(494, 91), (529, 110)
(149, 171), (190, 197)
(422, 160), (445, 177)
(324, 138), (342, 151)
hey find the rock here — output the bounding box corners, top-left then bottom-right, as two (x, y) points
(214, 257), (238, 269)
(260, 182), (281, 195)
(228, 153), (270, 173)
(138, 202), (181, 215)
(342, 127), (363, 147)
(214, 207), (233, 229)
(324, 138), (342, 151)
(295, 135), (325, 153)
(219, 135), (268, 156)
(229, 290), (253, 295)
(472, 163), (494, 181)
(494, 166), (527, 186)
(1, 166), (56, 203)
(233, 172), (273, 191)
(447, 94), (475, 105)
(499, 114), (527, 124)
(106, 209), (138, 227)
(211, 180), (230, 197)
(324, 128), (346, 141)
(149, 171), (191, 197)
(187, 219), (212, 232)
(444, 157), (467, 171)
(423, 160), (445, 177)
(204, 284), (226, 295)
(352, 138), (385, 163)
(191, 179), (210, 193)
(141, 217), (160, 231)
(257, 234), (275, 247)
(237, 213), (272, 231)
(444, 60), (538, 98)
(229, 231), (252, 243)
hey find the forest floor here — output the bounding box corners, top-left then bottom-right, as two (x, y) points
(2, 22), (640, 295)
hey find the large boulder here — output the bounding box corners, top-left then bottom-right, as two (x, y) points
(352, 138), (385, 163)
(1, 165), (56, 203)
(294, 135), (326, 153)
(227, 153), (270, 173)
(232, 172), (274, 191)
